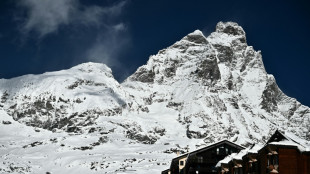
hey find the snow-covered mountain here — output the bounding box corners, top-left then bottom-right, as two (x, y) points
(1, 22), (309, 173)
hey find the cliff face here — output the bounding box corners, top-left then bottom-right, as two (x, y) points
(0, 22), (309, 173)
(124, 21), (310, 144)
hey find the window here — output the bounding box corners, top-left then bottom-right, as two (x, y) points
(180, 161), (184, 166)
(273, 155), (279, 165)
(267, 154), (279, 165)
(239, 168), (243, 174)
(248, 162), (253, 173)
(267, 151), (279, 173)
(216, 148), (219, 155)
(252, 162), (258, 173)
(234, 167), (243, 174)
(198, 156), (203, 163)
(219, 147), (225, 155)
(272, 155), (279, 171)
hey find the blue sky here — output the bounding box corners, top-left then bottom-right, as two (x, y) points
(0, 0), (309, 106)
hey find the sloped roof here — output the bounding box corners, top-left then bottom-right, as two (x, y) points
(171, 139), (244, 161)
(248, 144), (263, 154)
(216, 130), (310, 168)
(170, 139), (245, 171)
(171, 153), (189, 161)
(216, 143), (264, 167)
(187, 140), (245, 156)
(266, 130), (310, 152)
(216, 153), (238, 167)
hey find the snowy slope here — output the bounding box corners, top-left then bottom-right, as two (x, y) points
(0, 63), (128, 131)
(0, 110), (176, 174)
(0, 22), (309, 173)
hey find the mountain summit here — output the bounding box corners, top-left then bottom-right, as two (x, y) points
(0, 22), (309, 173)
(124, 21), (309, 144)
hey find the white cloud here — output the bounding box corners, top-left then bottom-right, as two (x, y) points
(17, 0), (127, 37)
(18, 0), (75, 37)
(85, 23), (130, 67)
(113, 23), (126, 31)
(17, 0), (130, 74)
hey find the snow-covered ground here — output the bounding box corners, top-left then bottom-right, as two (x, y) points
(0, 110), (180, 173)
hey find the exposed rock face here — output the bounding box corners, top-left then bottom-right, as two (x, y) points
(216, 21), (246, 36)
(196, 54), (221, 85)
(129, 67), (155, 83)
(123, 21), (310, 144)
(0, 21), (310, 173)
(261, 76), (281, 112)
(213, 44), (234, 63)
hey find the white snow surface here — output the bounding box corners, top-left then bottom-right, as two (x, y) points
(0, 21), (310, 173)
(248, 144), (263, 154)
(216, 153), (238, 167)
(269, 131), (310, 152)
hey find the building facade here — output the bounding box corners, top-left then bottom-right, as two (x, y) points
(216, 130), (310, 174)
(166, 140), (245, 174)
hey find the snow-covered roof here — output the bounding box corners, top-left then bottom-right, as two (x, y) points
(282, 131), (310, 152)
(267, 130), (310, 152)
(233, 148), (249, 160)
(172, 140), (244, 162)
(269, 139), (310, 152)
(216, 143), (264, 168)
(171, 153), (189, 161)
(216, 153), (238, 167)
(248, 144), (263, 154)
(188, 140), (245, 155)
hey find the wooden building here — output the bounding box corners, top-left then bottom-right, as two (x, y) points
(166, 140), (245, 174)
(216, 130), (310, 174)
(216, 153), (238, 174)
(242, 144), (261, 174)
(169, 153), (189, 174)
(257, 130), (310, 174)
(216, 144), (262, 174)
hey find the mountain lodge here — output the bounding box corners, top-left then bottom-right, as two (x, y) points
(163, 140), (245, 174)
(163, 130), (310, 174)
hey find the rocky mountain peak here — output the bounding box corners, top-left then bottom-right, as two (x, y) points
(123, 22), (310, 144)
(127, 22), (257, 86)
(181, 29), (208, 44)
(216, 21), (246, 36)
